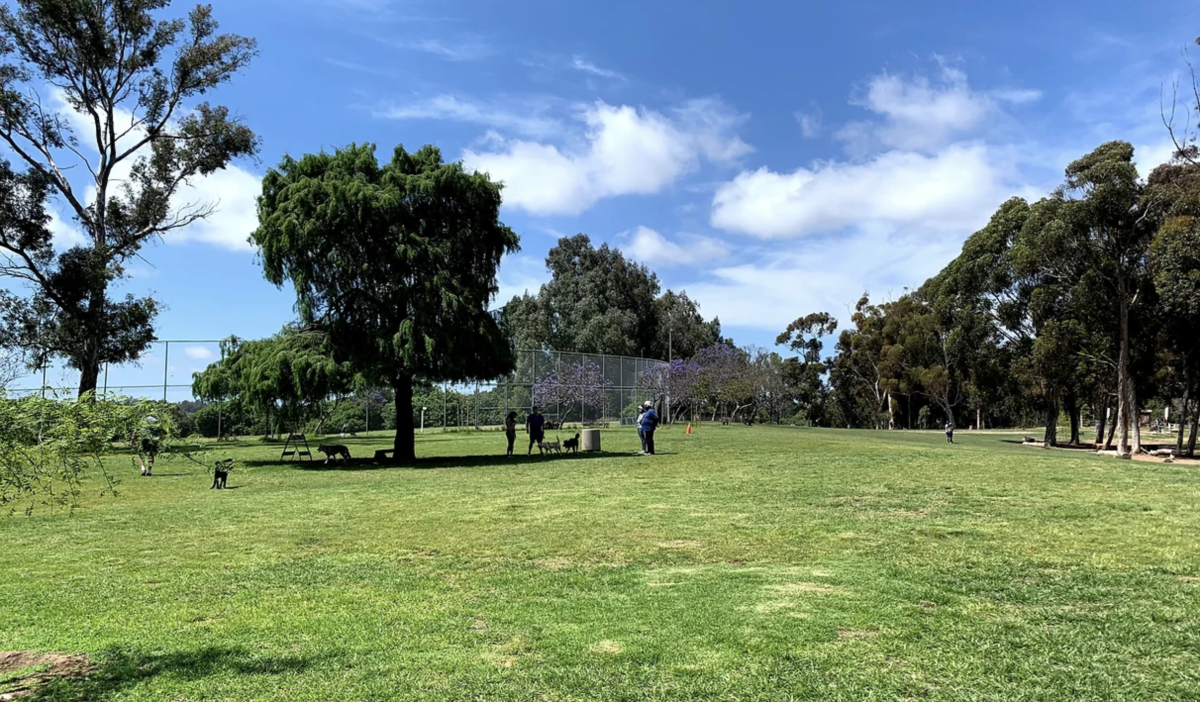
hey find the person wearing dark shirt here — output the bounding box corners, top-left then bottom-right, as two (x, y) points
(526, 408), (546, 455)
(639, 401), (660, 455)
(945, 422), (955, 444)
(504, 411), (518, 457)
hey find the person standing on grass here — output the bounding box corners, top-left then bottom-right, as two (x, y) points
(136, 415), (164, 476)
(945, 421), (955, 444)
(639, 401), (660, 455)
(637, 406), (647, 453)
(526, 407), (546, 455)
(504, 411), (518, 457)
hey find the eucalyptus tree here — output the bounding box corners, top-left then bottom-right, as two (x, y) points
(0, 0), (258, 396)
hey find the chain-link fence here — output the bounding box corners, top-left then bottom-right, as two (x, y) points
(420, 349), (666, 431)
(3, 342), (667, 432)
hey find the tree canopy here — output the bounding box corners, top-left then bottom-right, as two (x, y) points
(0, 0), (258, 397)
(252, 143), (519, 462)
(500, 234), (721, 359)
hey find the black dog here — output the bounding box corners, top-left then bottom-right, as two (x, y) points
(211, 459), (232, 490)
(562, 433), (581, 455)
(318, 444), (351, 464)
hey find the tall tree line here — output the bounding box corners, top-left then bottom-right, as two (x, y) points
(781, 142), (1200, 457)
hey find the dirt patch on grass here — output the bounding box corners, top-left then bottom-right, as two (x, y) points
(657, 540), (702, 549)
(1, 651), (95, 700)
(589, 640), (623, 655)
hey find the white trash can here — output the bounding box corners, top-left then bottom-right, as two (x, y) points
(581, 428), (601, 453)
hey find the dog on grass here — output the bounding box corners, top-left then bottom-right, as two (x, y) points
(562, 433), (581, 455)
(317, 444), (352, 464)
(538, 437), (562, 455)
(211, 459), (232, 490)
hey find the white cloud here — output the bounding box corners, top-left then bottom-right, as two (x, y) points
(377, 94), (562, 139)
(572, 55), (622, 79)
(796, 109), (822, 139)
(391, 37), (492, 61)
(622, 226), (728, 267)
(48, 210), (86, 250)
(838, 67), (992, 153)
(49, 89), (260, 253)
(683, 227), (965, 331)
(993, 88), (1043, 105)
(183, 346), (216, 361)
(711, 143), (1011, 239)
(464, 100), (750, 216)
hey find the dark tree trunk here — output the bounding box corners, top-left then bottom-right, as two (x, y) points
(1066, 395), (1081, 446)
(393, 375), (415, 463)
(77, 356), (101, 398)
(1177, 393), (1190, 457)
(1094, 399), (1108, 448)
(1188, 411), (1199, 458)
(1105, 409), (1117, 451)
(1043, 389), (1058, 447)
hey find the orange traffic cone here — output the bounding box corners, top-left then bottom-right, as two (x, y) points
(686, 423), (693, 435)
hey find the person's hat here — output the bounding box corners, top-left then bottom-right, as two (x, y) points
(643, 401), (653, 408)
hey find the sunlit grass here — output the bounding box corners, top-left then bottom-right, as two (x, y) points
(3, 425), (1199, 700)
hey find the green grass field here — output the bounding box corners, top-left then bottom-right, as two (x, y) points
(3, 425), (1200, 701)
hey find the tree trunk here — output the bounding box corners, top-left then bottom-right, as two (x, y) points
(1115, 272), (1132, 457)
(1066, 395), (1081, 446)
(1130, 383), (1142, 454)
(77, 356), (101, 398)
(1094, 399), (1108, 448)
(1105, 407), (1117, 450)
(1188, 410), (1199, 458)
(886, 391), (896, 430)
(392, 375), (415, 463)
(1043, 389), (1058, 447)
(977, 406), (983, 432)
(1177, 393), (1190, 457)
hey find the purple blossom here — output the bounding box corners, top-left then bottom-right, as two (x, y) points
(532, 361), (612, 419)
(639, 359), (701, 402)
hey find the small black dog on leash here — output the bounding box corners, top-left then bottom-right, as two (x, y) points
(562, 433), (581, 455)
(211, 459), (233, 490)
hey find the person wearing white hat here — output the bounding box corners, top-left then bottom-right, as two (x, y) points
(638, 400), (660, 455)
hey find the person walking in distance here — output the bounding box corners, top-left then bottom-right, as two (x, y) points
(945, 421), (955, 444)
(639, 401), (660, 455)
(526, 407), (546, 455)
(504, 411), (518, 457)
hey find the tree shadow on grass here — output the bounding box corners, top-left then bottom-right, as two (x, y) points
(241, 450), (638, 471)
(19, 646), (323, 701)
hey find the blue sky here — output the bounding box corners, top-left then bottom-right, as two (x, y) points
(7, 0), (1199, 397)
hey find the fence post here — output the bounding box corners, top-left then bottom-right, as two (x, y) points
(162, 341), (170, 402)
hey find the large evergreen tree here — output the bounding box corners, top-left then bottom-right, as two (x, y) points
(252, 143), (519, 462)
